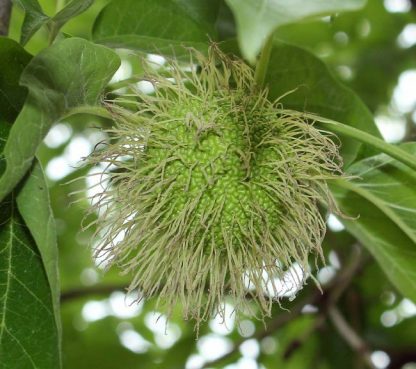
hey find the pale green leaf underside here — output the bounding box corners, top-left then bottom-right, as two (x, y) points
(332, 143), (416, 302)
(225, 0), (366, 63)
(16, 161), (61, 338)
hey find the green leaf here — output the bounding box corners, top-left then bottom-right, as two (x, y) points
(15, 0), (94, 45)
(0, 37), (32, 123)
(51, 0), (94, 29)
(225, 0), (366, 63)
(14, 0), (50, 45)
(0, 82), (61, 368)
(0, 37), (120, 203)
(0, 37), (31, 178)
(92, 0), (220, 55)
(0, 124), (11, 178)
(332, 143), (416, 302)
(49, 0), (94, 41)
(265, 42), (381, 166)
(0, 196), (60, 368)
(16, 161), (61, 337)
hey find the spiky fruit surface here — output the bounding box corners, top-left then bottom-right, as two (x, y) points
(88, 47), (342, 326)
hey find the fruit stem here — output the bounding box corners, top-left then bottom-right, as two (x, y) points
(254, 34), (274, 88)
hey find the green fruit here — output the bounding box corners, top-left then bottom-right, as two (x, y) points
(88, 46), (342, 327)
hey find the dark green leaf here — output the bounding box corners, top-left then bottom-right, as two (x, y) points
(332, 143), (416, 301)
(0, 196), (60, 368)
(92, 0), (220, 55)
(14, 0), (50, 45)
(0, 37), (32, 123)
(265, 42), (381, 166)
(225, 0), (366, 63)
(0, 37), (120, 203)
(0, 122), (11, 178)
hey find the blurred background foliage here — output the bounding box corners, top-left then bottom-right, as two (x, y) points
(5, 0), (416, 368)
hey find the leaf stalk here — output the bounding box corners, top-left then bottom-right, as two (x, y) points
(254, 34), (274, 87)
(299, 113), (416, 172)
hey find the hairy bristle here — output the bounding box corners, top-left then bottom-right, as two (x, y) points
(85, 45), (343, 330)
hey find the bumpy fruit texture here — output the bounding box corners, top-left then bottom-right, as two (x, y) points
(147, 97), (282, 249)
(88, 46), (342, 326)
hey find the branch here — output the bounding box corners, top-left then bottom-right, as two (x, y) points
(386, 348), (416, 369)
(0, 0), (12, 35)
(200, 291), (320, 369)
(60, 283), (128, 302)
(60, 281), (299, 304)
(61, 247), (369, 369)
(283, 314), (325, 360)
(329, 306), (376, 369)
(201, 245), (366, 369)
(281, 246), (367, 360)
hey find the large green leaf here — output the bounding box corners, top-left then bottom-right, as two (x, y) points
(0, 196), (60, 368)
(265, 42), (381, 166)
(16, 161), (61, 336)
(225, 0), (366, 63)
(0, 37), (120, 203)
(0, 37), (32, 123)
(332, 143), (416, 302)
(0, 74), (61, 367)
(14, 0), (50, 45)
(92, 0), (220, 55)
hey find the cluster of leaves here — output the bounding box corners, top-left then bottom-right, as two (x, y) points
(0, 0), (415, 368)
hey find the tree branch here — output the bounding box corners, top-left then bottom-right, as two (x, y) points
(60, 283), (128, 302)
(283, 314), (326, 360)
(329, 306), (376, 369)
(200, 245), (366, 369)
(61, 247), (370, 369)
(0, 0), (12, 35)
(200, 291), (321, 369)
(281, 246), (368, 361)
